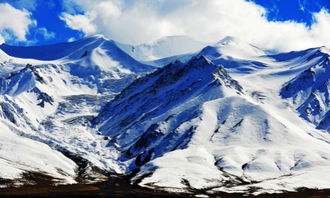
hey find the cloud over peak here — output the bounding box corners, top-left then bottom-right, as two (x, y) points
(60, 0), (330, 52)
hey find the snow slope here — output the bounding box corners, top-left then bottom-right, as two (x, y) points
(0, 119), (76, 184)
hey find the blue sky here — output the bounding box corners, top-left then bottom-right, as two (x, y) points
(0, 0), (329, 51)
(249, 0), (329, 25)
(0, 0), (82, 45)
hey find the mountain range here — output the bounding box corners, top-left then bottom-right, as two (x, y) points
(0, 35), (329, 196)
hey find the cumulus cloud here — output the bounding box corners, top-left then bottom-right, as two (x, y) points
(60, 0), (330, 51)
(60, 13), (97, 34)
(0, 3), (34, 43)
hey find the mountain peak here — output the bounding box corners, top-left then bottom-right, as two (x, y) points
(84, 34), (108, 41)
(216, 36), (238, 45)
(197, 36), (266, 60)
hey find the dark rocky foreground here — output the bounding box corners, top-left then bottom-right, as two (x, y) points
(0, 176), (188, 198)
(0, 175), (330, 198)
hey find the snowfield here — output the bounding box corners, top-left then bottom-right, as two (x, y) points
(0, 35), (329, 195)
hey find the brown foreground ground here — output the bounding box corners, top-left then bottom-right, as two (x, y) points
(0, 173), (329, 198)
(0, 179), (330, 198)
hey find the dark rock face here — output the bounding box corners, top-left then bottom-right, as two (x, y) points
(31, 88), (54, 108)
(0, 102), (18, 124)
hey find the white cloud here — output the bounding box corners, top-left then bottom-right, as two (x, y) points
(37, 27), (56, 40)
(0, 3), (34, 43)
(60, 0), (330, 51)
(310, 10), (330, 47)
(60, 13), (97, 34)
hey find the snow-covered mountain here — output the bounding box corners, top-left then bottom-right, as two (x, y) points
(0, 34), (330, 196)
(0, 35), (155, 184)
(94, 48), (330, 194)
